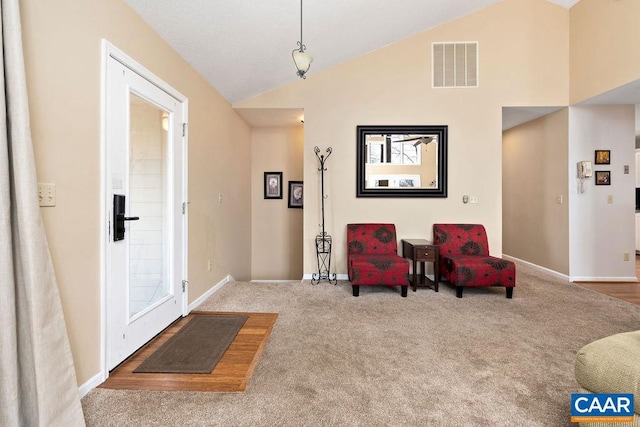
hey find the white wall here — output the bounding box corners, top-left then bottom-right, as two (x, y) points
(569, 105), (636, 281)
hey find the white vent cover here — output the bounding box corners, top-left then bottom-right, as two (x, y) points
(432, 42), (478, 88)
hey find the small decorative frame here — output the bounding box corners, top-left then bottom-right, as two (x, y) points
(595, 170), (611, 185)
(288, 181), (303, 208)
(595, 150), (610, 165)
(264, 172), (283, 199)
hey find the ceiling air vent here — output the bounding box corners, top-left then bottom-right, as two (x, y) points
(432, 42), (478, 88)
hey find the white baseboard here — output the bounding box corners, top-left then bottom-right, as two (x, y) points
(78, 371), (105, 398)
(503, 254), (638, 283)
(302, 273), (349, 281)
(188, 274), (234, 311)
(569, 276), (637, 283)
(502, 254), (570, 281)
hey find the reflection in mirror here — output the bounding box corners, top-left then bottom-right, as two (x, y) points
(356, 125), (447, 197)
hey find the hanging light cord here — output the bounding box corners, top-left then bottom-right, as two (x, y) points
(292, 0), (312, 78)
(298, 0), (305, 53)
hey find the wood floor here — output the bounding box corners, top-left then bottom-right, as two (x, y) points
(99, 311), (278, 392)
(574, 255), (640, 306)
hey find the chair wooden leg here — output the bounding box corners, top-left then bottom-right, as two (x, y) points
(456, 286), (463, 298)
(352, 285), (359, 297)
(401, 286), (408, 297)
(506, 287), (513, 299)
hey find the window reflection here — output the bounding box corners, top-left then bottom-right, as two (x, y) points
(364, 134), (437, 189)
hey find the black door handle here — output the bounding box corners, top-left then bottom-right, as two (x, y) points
(113, 194), (140, 241)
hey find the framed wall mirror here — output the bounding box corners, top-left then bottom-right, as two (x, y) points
(356, 125), (448, 197)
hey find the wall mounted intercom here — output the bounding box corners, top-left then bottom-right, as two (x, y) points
(577, 161), (593, 178)
(577, 161), (593, 194)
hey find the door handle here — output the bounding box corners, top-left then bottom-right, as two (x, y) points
(113, 194), (139, 241)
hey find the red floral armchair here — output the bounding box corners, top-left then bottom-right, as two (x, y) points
(433, 224), (515, 298)
(347, 224), (410, 297)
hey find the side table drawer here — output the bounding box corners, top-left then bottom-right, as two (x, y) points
(415, 248), (436, 261)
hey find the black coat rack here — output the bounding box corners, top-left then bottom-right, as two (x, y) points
(312, 146), (337, 285)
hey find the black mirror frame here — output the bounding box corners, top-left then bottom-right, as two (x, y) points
(356, 125), (448, 198)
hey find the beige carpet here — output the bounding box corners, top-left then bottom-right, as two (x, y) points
(82, 263), (640, 426)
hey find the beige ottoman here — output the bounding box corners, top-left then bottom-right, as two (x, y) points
(575, 330), (640, 426)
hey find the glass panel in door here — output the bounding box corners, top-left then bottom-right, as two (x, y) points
(128, 94), (170, 318)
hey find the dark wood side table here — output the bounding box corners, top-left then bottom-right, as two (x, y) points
(401, 239), (439, 292)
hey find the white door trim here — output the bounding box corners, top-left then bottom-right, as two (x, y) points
(100, 40), (189, 381)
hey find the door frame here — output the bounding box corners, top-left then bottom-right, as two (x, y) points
(100, 40), (189, 379)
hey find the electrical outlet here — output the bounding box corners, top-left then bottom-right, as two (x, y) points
(218, 193), (223, 204)
(556, 195), (563, 204)
(624, 252), (630, 261)
(37, 183), (56, 207)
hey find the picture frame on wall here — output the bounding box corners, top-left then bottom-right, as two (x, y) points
(264, 172), (283, 199)
(595, 150), (610, 165)
(288, 181), (303, 208)
(595, 170), (611, 185)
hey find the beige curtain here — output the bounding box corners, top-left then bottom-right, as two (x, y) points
(0, 0), (85, 425)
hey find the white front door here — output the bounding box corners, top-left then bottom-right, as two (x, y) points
(105, 51), (187, 370)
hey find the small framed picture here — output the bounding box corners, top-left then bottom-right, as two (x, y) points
(288, 181), (303, 208)
(595, 150), (610, 165)
(595, 170), (611, 185)
(264, 172), (283, 199)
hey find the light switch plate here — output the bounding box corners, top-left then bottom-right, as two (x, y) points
(38, 183), (56, 207)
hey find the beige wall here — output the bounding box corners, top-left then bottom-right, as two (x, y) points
(20, 0), (252, 385)
(570, 0), (640, 104)
(251, 126), (304, 280)
(236, 0), (570, 275)
(502, 109), (570, 274)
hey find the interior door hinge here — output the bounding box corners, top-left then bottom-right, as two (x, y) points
(182, 201), (190, 214)
(182, 123), (187, 137)
(182, 280), (188, 292)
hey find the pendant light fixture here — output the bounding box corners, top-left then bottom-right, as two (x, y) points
(292, 0), (313, 79)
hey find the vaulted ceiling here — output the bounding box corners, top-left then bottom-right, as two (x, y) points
(124, 0), (579, 106)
